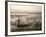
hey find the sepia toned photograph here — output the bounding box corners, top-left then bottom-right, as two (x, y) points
(5, 1), (45, 36)
(10, 3), (42, 32)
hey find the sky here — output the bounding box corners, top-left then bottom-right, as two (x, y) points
(10, 3), (42, 15)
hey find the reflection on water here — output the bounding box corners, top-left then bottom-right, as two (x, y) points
(10, 13), (42, 32)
